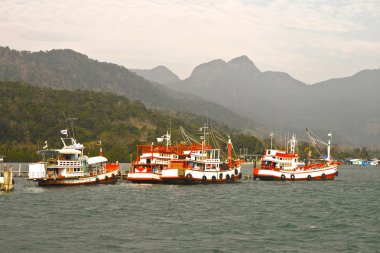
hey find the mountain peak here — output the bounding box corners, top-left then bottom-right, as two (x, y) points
(189, 59), (227, 78)
(228, 55), (251, 64)
(228, 55), (261, 74)
(130, 65), (180, 84)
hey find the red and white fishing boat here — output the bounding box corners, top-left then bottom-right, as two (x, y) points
(161, 126), (242, 184)
(127, 132), (177, 183)
(253, 130), (338, 181)
(28, 130), (119, 186)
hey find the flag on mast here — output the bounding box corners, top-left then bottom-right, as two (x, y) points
(60, 129), (68, 135)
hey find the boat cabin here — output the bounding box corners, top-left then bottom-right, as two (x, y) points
(261, 149), (300, 171)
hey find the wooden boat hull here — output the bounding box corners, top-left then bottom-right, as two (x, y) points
(33, 170), (119, 186)
(253, 165), (338, 181)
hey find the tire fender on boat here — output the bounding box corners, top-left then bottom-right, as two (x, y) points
(234, 169), (238, 175)
(238, 172), (242, 179)
(202, 175), (207, 183)
(219, 173), (223, 179)
(281, 174), (286, 180)
(105, 176), (109, 181)
(231, 174), (235, 181)
(212, 176), (217, 183)
(290, 174), (295, 180)
(307, 175), (312, 181)
(96, 177), (100, 184)
(186, 173), (193, 180)
(226, 174), (230, 181)
(335, 171), (339, 177)
(322, 173), (326, 180)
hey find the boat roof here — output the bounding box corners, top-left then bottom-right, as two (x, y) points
(58, 148), (82, 155)
(87, 156), (108, 165)
(38, 149), (82, 155)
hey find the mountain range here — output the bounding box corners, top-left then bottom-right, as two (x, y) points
(0, 46), (255, 131)
(1, 46), (379, 148)
(134, 56), (380, 148)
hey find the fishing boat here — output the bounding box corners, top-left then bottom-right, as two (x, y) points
(368, 158), (379, 166)
(127, 132), (177, 183)
(253, 129), (338, 181)
(28, 131), (119, 186)
(161, 126), (242, 184)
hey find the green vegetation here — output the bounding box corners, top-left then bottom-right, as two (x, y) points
(0, 46), (255, 130)
(0, 81), (262, 162)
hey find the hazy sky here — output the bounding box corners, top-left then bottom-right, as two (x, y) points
(1, 0), (379, 83)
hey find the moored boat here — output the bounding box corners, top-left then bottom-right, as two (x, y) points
(127, 132), (176, 183)
(253, 130), (338, 181)
(127, 131), (206, 183)
(161, 127), (242, 184)
(28, 132), (119, 186)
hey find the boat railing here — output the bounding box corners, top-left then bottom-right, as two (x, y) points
(201, 158), (219, 164)
(57, 160), (82, 167)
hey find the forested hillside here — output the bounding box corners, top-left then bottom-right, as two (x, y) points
(0, 82), (263, 162)
(0, 46), (256, 130)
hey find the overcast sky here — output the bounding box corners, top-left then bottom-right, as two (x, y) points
(1, 0), (379, 83)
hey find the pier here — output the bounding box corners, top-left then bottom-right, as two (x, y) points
(1, 164), (14, 191)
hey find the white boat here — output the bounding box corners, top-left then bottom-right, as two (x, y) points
(28, 133), (119, 186)
(253, 130), (338, 181)
(369, 158), (379, 166)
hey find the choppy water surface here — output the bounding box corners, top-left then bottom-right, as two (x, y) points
(1, 165), (379, 252)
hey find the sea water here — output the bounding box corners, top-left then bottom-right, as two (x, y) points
(0, 165), (379, 252)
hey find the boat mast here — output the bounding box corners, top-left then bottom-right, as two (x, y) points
(327, 133), (332, 161)
(67, 117), (78, 140)
(200, 123), (208, 161)
(306, 128), (332, 162)
(288, 134), (297, 154)
(227, 135), (233, 168)
(270, 131), (274, 150)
